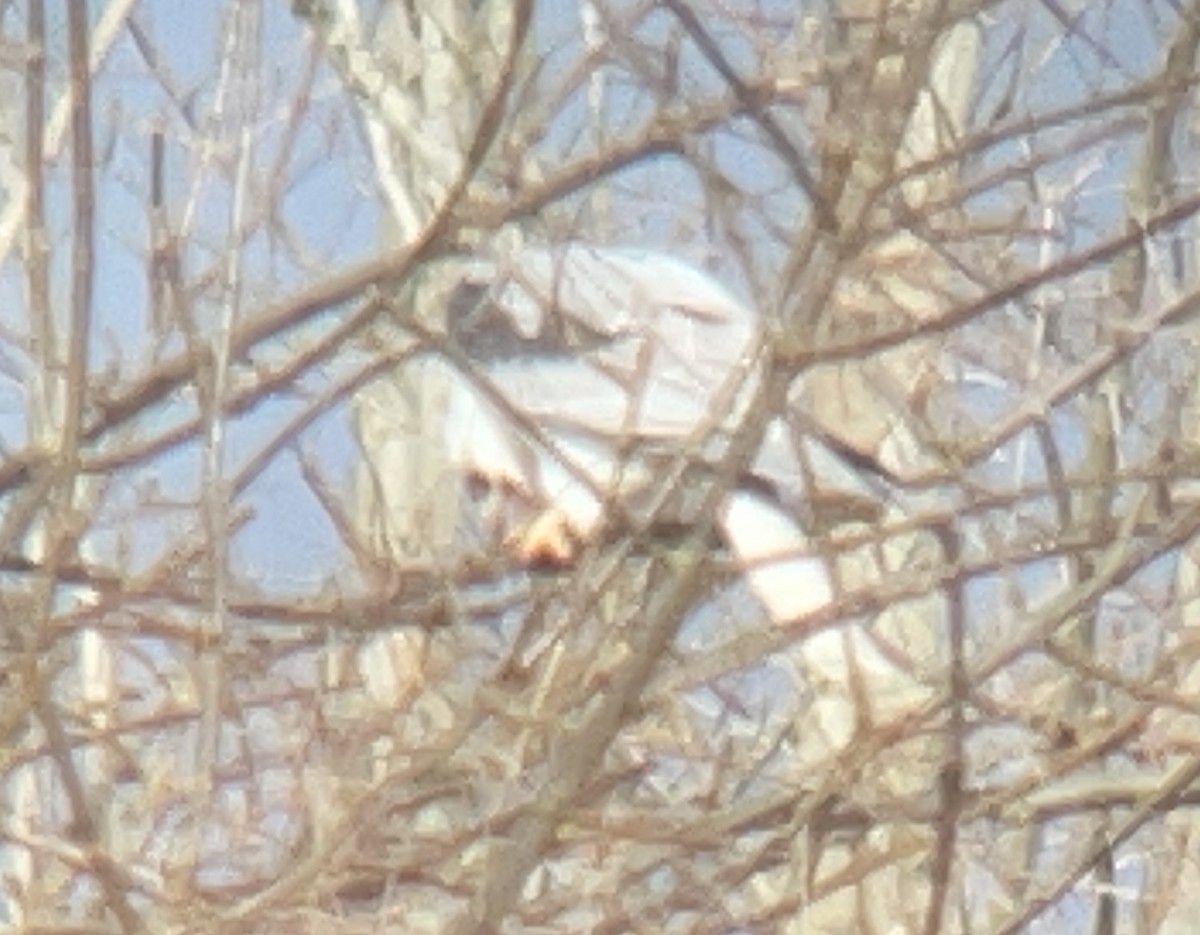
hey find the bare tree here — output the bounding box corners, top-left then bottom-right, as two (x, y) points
(3, 1), (1200, 934)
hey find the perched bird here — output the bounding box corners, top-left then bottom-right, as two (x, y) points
(441, 243), (833, 623)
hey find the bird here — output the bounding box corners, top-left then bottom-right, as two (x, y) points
(439, 242), (834, 624)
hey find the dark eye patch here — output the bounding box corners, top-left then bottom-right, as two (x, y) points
(446, 277), (618, 362)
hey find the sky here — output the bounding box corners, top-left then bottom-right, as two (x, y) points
(0, 0), (1167, 591)
(0, 0), (1189, 927)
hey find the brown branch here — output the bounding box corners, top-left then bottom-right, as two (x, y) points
(661, 0), (833, 231)
(64, 0), (94, 464)
(995, 753), (1200, 935)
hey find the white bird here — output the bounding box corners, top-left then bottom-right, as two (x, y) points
(441, 243), (833, 623)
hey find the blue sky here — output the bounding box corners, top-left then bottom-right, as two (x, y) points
(0, 1), (1188, 925)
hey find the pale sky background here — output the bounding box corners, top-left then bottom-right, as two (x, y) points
(0, 1), (1185, 924)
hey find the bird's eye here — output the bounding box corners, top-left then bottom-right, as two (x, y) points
(446, 281), (526, 361)
(446, 281), (490, 337)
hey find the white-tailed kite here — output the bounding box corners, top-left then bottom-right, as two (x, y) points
(440, 243), (833, 623)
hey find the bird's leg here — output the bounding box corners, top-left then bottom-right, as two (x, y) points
(466, 471), (583, 568)
(505, 508), (581, 568)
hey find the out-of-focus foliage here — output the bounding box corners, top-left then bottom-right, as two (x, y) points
(3, 2), (1200, 934)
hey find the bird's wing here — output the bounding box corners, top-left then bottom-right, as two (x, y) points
(492, 244), (756, 332)
(443, 355), (629, 543)
(443, 243), (769, 561)
(718, 487), (834, 623)
(480, 244), (762, 440)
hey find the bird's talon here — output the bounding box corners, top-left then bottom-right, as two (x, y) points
(506, 509), (580, 568)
